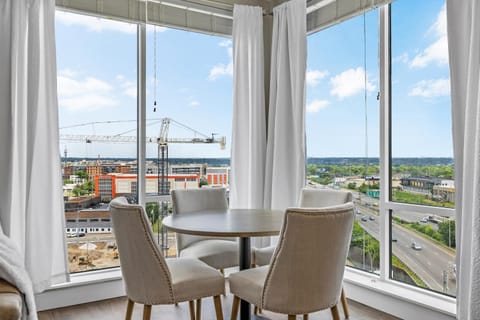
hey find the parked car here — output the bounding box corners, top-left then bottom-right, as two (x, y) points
(420, 217), (429, 223)
(369, 216), (375, 221)
(361, 216), (368, 222)
(391, 237), (398, 242)
(411, 242), (422, 250)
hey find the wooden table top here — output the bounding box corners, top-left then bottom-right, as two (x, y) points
(162, 208), (284, 237)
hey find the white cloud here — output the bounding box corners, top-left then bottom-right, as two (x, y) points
(190, 100), (200, 107)
(408, 78), (450, 97)
(116, 74), (136, 98)
(59, 94), (117, 111)
(393, 52), (409, 64)
(219, 40), (232, 47)
(306, 69), (329, 87)
(56, 11), (137, 34)
(208, 41), (233, 81)
(306, 99), (330, 113)
(410, 4), (448, 68)
(330, 67), (375, 99)
(57, 73), (118, 111)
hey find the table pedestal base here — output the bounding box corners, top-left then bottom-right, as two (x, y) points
(239, 237), (251, 320)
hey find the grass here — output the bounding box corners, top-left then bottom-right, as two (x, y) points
(392, 255), (428, 288)
(392, 190), (454, 208)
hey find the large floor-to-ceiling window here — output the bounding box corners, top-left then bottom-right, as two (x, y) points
(307, 0), (455, 298)
(56, 10), (232, 272)
(306, 8), (380, 274)
(389, 0), (455, 296)
(56, 11), (137, 273)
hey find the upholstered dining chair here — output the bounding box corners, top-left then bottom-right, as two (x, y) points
(110, 197), (225, 320)
(252, 188), (353, 318)
(230, 203), (355, 320)
(171, 188), (239, 272)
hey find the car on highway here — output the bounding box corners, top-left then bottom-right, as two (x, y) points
(411, 242), (422, 250)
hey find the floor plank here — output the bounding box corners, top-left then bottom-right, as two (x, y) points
(38, 292), (400, 320)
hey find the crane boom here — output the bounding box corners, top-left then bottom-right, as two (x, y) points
(60, 134), (226, 148)
(60, 117), (226, 149)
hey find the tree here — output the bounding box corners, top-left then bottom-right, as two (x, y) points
(74, 170), (88, 180)
(347, 182), (357, 190)
(438, 219), (456, 248)
(199, 177), (208, 188)
(146, 202), (160, 225)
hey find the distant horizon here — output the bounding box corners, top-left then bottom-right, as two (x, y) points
(62, 156), (454, 167)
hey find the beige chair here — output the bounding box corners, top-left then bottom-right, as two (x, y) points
(230, 203), (354, 320)
(252, 188), (353, 317)
(110, 197), (225, 320)
(171, 188), (239, 271)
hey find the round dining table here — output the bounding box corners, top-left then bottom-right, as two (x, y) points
(162, 208), (284, 320)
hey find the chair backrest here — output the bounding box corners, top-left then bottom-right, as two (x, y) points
(110, 197), (174, 305)
(299, 188), (353, 207)
(262, 203), (354, 315)
(170, 188), (233, 252)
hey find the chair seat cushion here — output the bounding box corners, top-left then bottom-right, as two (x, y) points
(229, 266), (269, 307)
(179, 239), (239, 270)
(0, 279), (22, 320)
(253, 246), (275, 266)
(167, 258), (225, 303)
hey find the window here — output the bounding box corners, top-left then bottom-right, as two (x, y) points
(307, 8), (380, 274)
(389, 0), (455, 296)
(143, 26), (233, 256)
(306, 0), (455, 298)
(56, 11), (136, 273)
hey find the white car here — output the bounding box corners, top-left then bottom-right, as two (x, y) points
(411, 242), (422, 250)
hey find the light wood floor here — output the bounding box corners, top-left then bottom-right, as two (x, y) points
(38, 292), (400, 320)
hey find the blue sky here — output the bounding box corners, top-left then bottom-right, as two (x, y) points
(56, 0), (451, 159)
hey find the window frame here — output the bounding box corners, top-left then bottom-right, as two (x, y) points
(378, 2), (456, 290)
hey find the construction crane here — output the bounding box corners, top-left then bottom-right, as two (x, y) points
(60, 117), (226, 195)
(60, 118), (226, 148)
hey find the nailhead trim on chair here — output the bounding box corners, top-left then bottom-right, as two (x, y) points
(112, 202), (175, 305)
(261, 207), (352, 315)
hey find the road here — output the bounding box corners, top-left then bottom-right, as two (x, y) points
(355, 203), (456, 296)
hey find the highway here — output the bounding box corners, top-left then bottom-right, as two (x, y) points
(355, 203), (456, 296)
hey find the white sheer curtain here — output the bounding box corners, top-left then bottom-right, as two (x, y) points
(264, 0), (307, 211)
(0, 0), (69, 292)
(446, 1), (480, 318)
(230, 4), (266, 210)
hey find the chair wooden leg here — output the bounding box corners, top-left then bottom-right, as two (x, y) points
(341, 288), (349, 319)
(196, 298), (202, 320)
(125, 299), (134, 320)
(303, 314), (309, 320)
(189, 301), (195, 320)
(213, 295), (224, 320)
(143, 305), (152, 320)
(330, 304), (340, 320)
(288, 315), (296, 320)
(231, 296), (240, 320)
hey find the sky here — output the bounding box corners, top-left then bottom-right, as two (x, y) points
(56, 0), (452, 159)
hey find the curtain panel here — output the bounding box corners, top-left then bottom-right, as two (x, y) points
(446, 0), (480, 318)
(0, 0), (69, 292)
(264, 0), (307, 211)
(230, 4), (266, 210)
